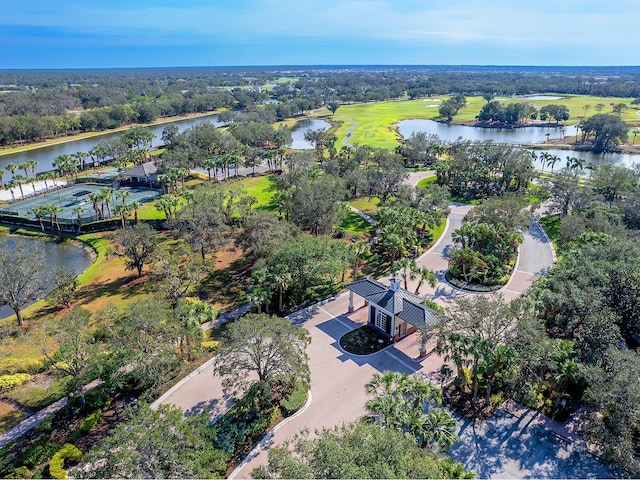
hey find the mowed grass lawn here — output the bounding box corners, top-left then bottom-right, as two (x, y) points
(334, 100), (443, 149)
(455, 94), (640, 125)
(0, 401), (23, 434)
(333, 95), (640, 150)
(349, 196), (381, 214)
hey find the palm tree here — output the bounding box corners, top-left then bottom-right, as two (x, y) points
(538, 151), (551, 175)
(17, 162), (30, 179)
(423, 408), (459, 452)
(88, 193), (103, 220)
(100, 187), (114, 218)
(412, 265), (437, 295)
(114, 203), (133, 229)
(0, 170), (4, 189)
(12, 174), (25, 198)
(547, 154), (560, 173)
(74, 152), (89, 171)
(130, 201), (141, 224)
(26, 160), (38, 178)
(36, 172), (49, 190)
(53, 154), (74, 179)
(245, 284), (271, 314)
(274, 270), (292, 313)
(5, 182), (16, 202)
(632, 129), (640, 145)
(5, 163), (18, 177)
(404, 374), (442, 408)
(155, 194), (179, 220)
(350, 240), (370, 280)
(45, 204), (62, 231)
(71, 205), (85, 233)
(200, 157), (217, 182)
(117, 189), (131, 205)
(395, 257), (416, 290)
(29, 206), (48, 231)
(452, 222), (477, 249)
(365, 371), (407, 400)
(89, 144), (107, 169)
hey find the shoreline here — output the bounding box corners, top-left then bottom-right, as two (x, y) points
(0, 111), (222, 156)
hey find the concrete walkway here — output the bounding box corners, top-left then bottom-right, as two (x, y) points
(0, 379), (101, 449)
(0, 303), (251, 449)
(341, 116), (359, 148)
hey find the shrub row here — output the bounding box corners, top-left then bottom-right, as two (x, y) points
(444, 271), (504, 293)
(0, 373), (31, 392)
(280, 382), (307, 417)
(48, 443), (82, 479)
(0, 356), (46, 376)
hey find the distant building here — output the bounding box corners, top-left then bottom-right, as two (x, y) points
(346, 277), (442, 342)
(120, 161), (158, 187)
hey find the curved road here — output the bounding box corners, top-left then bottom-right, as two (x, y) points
(176, 178), (555, 478)
(0, 172), (557, 474)
(226, 198), (555, 477)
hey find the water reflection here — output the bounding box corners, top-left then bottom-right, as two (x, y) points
(397, 119), (639, 167)
(0, 114), (223, 179)
(290, 119), (332, 149)
(0, 235), (93, 319)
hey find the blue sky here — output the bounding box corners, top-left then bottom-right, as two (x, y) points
(2, 0), (639, 68)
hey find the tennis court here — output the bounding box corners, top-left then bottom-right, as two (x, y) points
(0, 183), (160, 224)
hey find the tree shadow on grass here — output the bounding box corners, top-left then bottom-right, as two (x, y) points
(199, 257), (253, 310)
(74, 272), (150, 307)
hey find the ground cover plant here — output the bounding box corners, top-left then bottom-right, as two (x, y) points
(339, 325), (392, 355)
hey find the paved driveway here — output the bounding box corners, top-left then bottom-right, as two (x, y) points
(228, 293), (423, 477)
(449, 406), (618, 479)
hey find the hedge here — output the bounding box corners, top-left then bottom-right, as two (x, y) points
(444, 271), (504, 293)
(280, 382), (308, 417)
(0, 357), (46, 375)
(0, 374), (31, 392)
(48, 443), (82, 480)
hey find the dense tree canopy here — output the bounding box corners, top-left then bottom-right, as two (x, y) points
(579, 113), (629, 151)
(436, 141), (534, 198)
(73, 404), (227, 479)
(212, 313), (311, 395)
(252, 421), (471, 479)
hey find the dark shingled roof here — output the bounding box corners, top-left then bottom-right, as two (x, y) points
(397, 298), (443, 330)
(122, 161), (158, 178)
(345, 278), (387, 298)
(365, 288), (424, 315)
(346, 278), (442, 330)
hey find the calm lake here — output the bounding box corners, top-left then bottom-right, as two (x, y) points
(396, 119), (639, 167)
(290, 119), (332, 150)
(0, 236), (93, 320)
(0, 115), (329, 180)
(0, 114), (224, 179)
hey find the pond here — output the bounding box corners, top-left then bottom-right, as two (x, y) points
(0, 114), (223, 180)
(0, 235), (93, 320)
(396, 119), (640, 167)
(397, 119), (577, 145)
(290, 119), (332, 150)
(529, 147), (639, 169)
